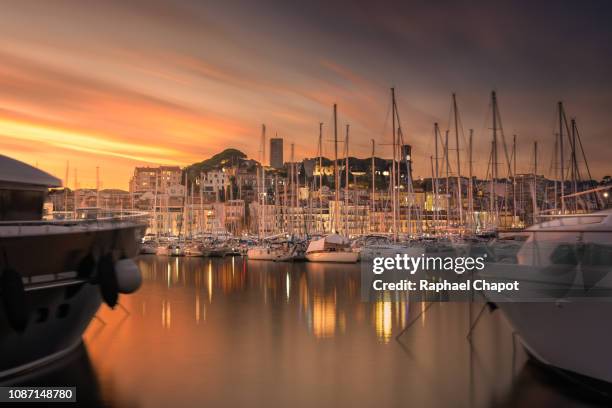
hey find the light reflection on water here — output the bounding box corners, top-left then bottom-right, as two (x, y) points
(28, 256), (605, 407)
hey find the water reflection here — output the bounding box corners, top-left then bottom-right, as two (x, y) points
(6, 256), (604, 407)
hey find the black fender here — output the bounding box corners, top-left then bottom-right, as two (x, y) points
(98, 254), (119, 308)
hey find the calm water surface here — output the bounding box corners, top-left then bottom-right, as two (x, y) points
(24, 256), (608, 407)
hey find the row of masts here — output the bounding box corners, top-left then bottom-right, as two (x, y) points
(253, 88), (599, 239)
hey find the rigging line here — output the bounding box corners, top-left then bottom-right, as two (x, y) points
(573, 122), (593, 182)
(476, 98), (492, 179)
(494, 99), (513, 178)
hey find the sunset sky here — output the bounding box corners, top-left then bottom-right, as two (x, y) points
(1, 0), (611, 189)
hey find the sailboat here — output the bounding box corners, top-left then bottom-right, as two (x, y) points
(247, 124), (284, 261)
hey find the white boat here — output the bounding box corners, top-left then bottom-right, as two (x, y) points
(483, 209), (612, 383)
(305, 234), (359, 263)
(247, 245), (284, 261)
(0, 155), (145, 379)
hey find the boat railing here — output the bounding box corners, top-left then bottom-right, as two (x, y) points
(0, 210), (149, 229)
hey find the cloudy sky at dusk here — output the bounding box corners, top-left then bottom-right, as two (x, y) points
(0, 0), (611, 188)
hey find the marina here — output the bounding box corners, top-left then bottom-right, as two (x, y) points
(1, 1), (612, 406)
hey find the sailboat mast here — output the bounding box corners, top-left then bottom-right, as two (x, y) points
(153, 171), (159, 237)
(571, 118), (578, 212)
(452, 93), (463, 226)
(291, 142), (296, 233)
(259, 124), (266, 238)
(558, 102), (565, 213)
(434, 123), (440, 232)
(345, 124), (349, 236)
(371, 139), (375, 232)
(512, 134), (517, 221)
(533, 141), (538, 222)
(445, 130), (450, 228)
(391, 88), (397, 240)
(430, 155), (435, 233)
(491, 91), (498, 221)
(468, 129), (474, 231)
(333, 104), (339, 233)
(318, 123), (323, 233)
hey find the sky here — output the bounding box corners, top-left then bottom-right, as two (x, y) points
(0, 0), (611, 189)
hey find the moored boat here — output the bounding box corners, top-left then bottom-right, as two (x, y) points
(305, 234), (359, 263)
(0, 155), (145, 380)
(482, 210), (612, 383)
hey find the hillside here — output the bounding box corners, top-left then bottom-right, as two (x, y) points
(185, 148), (247, 179)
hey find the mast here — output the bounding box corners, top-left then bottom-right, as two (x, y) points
(199, 172), (203, 236)
(274, 175), (279, 234)
(452, 93), (463, 226)
(371, 139), (375, 232)
(333, 104), (339, 233)
(468, 129), (474, 231)
(430, 155), (435, 233)
(154, 171), (159, 238)
(533, 141), (539, 222)
(558, 102), (565, 213)
(291, 142), (295, 234)
(553, 135), (558, 212)
(318, 123), (323, 233)
(345, 124), (350, 236)
(391, 88), (397, 241)
(571, 118), (578, 212)
(512, 134), (517, 222)
(259, 124), (266, 238)
(445, 130), (450, 228)
(180, 171), (187, 240)
(491, 91), (499, 223)
(434, 123), (440, 232)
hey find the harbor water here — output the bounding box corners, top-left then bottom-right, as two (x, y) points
(18, 256), (607, 407)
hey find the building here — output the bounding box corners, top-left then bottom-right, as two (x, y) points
(200, 169), (231, 201)
(129, 166), (182, 195)
(270, 138), (284, 169)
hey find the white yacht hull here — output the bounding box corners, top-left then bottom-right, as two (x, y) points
(247, 247), (280, 261)
(305, 251), (359, 263)
(485, 209), (612, 384)
(498, 301), (612, 383)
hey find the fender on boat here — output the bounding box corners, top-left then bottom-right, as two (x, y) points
(98, 254), (119, 308)
(115, 258), (142, 294)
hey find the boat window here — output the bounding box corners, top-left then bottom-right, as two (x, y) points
(35, 308), (49, 323)
(56, 303), (70, 319)
(0, 189), (44, 221)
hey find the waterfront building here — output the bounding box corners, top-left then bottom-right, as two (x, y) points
(129, 165), (182, 195)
